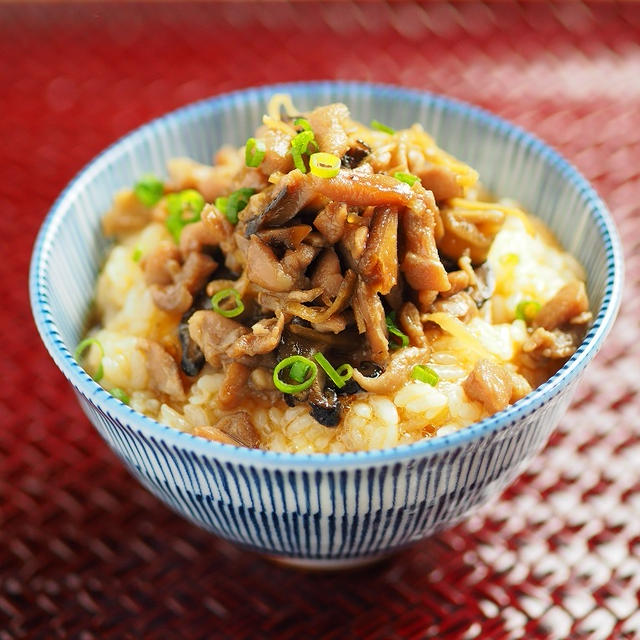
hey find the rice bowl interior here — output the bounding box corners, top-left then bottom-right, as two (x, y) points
(74, 94), (594, 454)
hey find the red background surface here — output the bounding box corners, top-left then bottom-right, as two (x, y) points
(1, 2), (639, 638)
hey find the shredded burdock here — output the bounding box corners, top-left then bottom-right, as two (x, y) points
(79, 97), (591, 452)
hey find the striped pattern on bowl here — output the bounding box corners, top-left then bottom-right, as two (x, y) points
(30, 82), (622, 565)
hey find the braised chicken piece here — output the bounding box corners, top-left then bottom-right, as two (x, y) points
(142, 339), (185, 400)
(194, 412), (261, 448)
(532, 281), (590, 331)
(103, 190), (154, 237)
(463, 359), (512, 414)
(151, 252), (217, 315)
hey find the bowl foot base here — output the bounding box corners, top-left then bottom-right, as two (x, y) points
(264, 552), (391, 571)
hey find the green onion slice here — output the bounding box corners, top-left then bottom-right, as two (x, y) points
(309, 152), (341, 179)
(515, 300), (541, 323)
(165, 189), (206, 242)
(371, 120), (395, 135)
(314, 352), (352, 389)
(385, 311), (409, 349)
(290, 130), (318, 173)
(291, 147), (306, 173)
(132, 246), (143, 262)
(336, 363), (354, 382)
(215, 196), (228, 214)
(245, 137), (266, 168)
(111, 387), (130, 404)
(293, 117), (312, 131)
(224, 187), (255, 224)
(211, 288), (245, 318)
(134, 174), (164, 207)
(393, 171), (419, 186)
(74, 337), (104, 382)
(411, 365), (439, 386)
(273, 356), (318, 394)
(289, 359), (312, 383)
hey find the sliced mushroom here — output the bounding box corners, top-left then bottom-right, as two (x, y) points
(178, 290), (213, 377)
(308, 385), (341, 427)
(242, 171), (315, 236)
(179, 322), (205, 377)
(341, 139), (370, 169)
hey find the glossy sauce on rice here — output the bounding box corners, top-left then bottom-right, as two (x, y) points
(78, 96), (591, 453)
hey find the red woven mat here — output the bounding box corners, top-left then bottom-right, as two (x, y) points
(2, 3), (639, 638)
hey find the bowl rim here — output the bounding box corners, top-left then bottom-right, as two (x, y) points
(30, 80), (624, 468)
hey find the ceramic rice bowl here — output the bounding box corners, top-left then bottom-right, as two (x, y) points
(30, 82), (622, 568)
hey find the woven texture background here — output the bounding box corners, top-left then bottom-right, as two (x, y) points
(1, 2), (639, 638)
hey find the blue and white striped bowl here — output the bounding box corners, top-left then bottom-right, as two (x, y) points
(30, 82), (622, 568)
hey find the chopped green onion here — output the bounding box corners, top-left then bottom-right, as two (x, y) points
(515, 300), (541, 323)
(314, 352), (350, 389)
(134, 174), (164, 207)
(211, 288), (245, 318)
(74, 337), (104, 382)
(309, 152), (341, 179)
(273, 356), (318, 394)
(291, 147), (305, 173)
(336, 363), (353, 382)
(245, 137), (266, 168)
(385, 311), (409, 349)
(394, 171), (420, 186)
(165, 189), (205, 242)
(292, 130), (315, 151)
(293, 117), (312, 131)
(290, 130), (318, 173)
(411, 365), (439, 386)
(370, 120), (395, 135)
(215, 196), (228, 214)
(167, 189), (204, 218)
(224, 187), (255, 224)
(111, 387), (130, 404)
(289, 359), (312, 383)
(132, 246), (142, 262)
